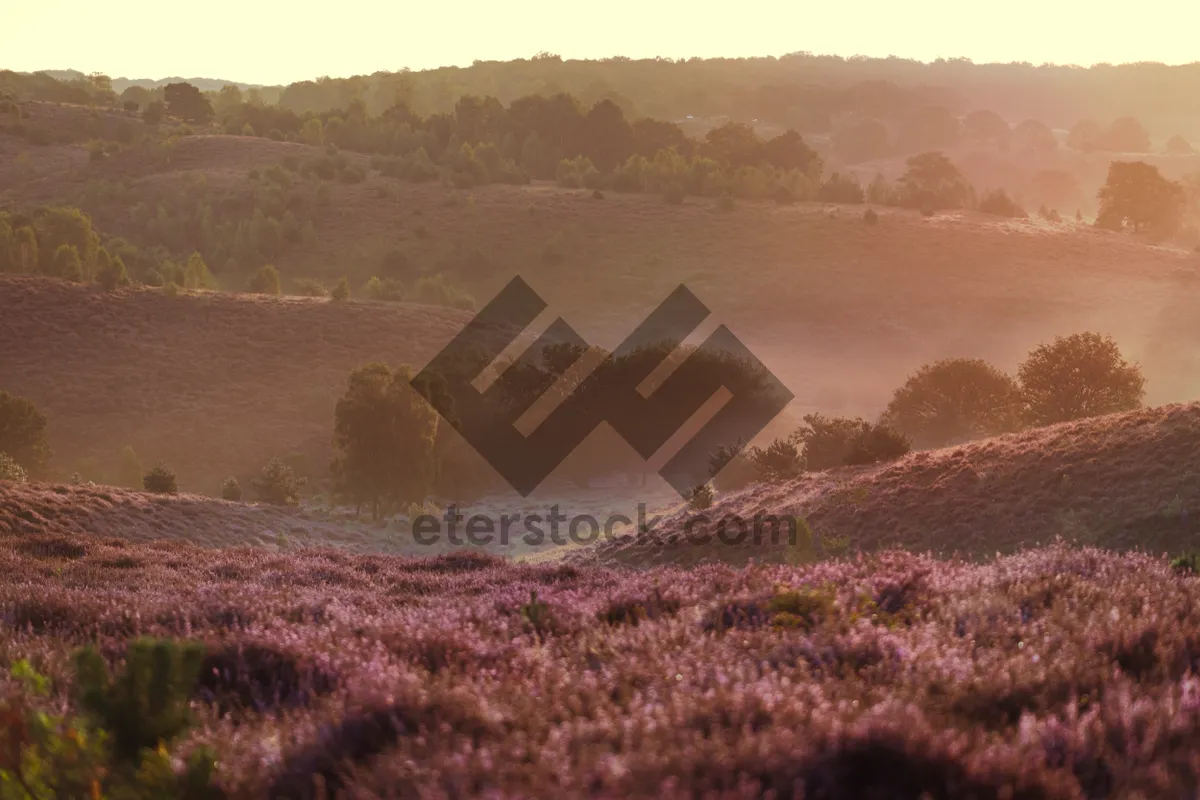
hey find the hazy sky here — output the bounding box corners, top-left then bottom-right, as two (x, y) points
(10, 1), (1200, 85)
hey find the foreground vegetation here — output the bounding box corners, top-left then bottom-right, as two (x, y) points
(0, 538), (1199, 796)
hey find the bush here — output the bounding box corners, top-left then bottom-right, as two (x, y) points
(294, 277), (326, 297)
(221, 477), (242, 502)
(817, 172), (865, 204)
(74, 638), (206, 763)
(330, 277), (351, 302)
(364, 276), (405, 302)
(339, 164), (366, 184)
(792, 414), (910, 470)
(247, 264), (281, 295)
(716, 193), (736, 212)
(845, 424), (911, 465)
(96, 255), (130, 290)
(863, 208), (879, 225)
(749, 439), (804, 481)
(410, 273), (475, 310)
(0, 451), (27, 483)
(978, 188), (1027, 218)
(252, 458), (306, 505)
(1018, 332), (1145, 425)
(663, 183), (686, 205)
(880, 358), (1026, 448)
(592, 189), (605, 200)
(687, 483), (715, 511)
(0, 390), (51, 477)
(143, 464), (178, 494)
(708, 442), (758, 491)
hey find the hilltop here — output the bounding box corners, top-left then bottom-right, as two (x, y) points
(576, 401), (1200, 568)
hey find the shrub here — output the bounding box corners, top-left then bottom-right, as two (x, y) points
(863, 208), (879, 225)
(247, 264), (281, 295)
(817, 172), (865, 204)
(294, 277), (326, 297)
(708, 442), (758, 491)
(1017, 332), (1145, 425)
(252, 458), (306, 505)
(687, 483), (715, 511)
(0, 451), (27, 483)
(339, 164), (366, 183)
(96, 255), (130, 290)
(749, 438), (804, 481)
(845, 424), (911, 465)
(410, 273), (475, 310)
(880, 358), (1026, 448)
(364, 276), (405, 302)
(772, 185), (796, 205)
(663, 183), (686, 205)
(74, 638), (206, 763)
(221, 477), (242, 502)
(716, 193), (736, 212)
(0, 390), (51, 476)
(143, 464), (178, 494)
(978, 188), (1027, 218)
(592, 189), (605, 200)
(331, 277), (351, 301)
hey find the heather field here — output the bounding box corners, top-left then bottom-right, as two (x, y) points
(4, 534), (1200, 797)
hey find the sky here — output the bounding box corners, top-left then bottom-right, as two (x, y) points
(9, 1), (1200, 86)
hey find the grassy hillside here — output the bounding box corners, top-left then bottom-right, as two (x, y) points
(577, 402), (1200, 568)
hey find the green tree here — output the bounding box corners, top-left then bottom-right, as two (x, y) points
(0, 452), (27, 483)
(143, 100), (166, 125)
(897, 151), (972, 210)
(330, 276), (351, 301)
(880, 358), (1026, 448)
(1017, 332), (1145, 425)
(1096, 161), (1185, 235)
(11, 225), (37, 273)
(51, 244), (84, 282)
(963, 109), (1010, 146)
(331, 363), (438, 520)
(0, 390), (51, 476)
(762, 130), (822, 175)
(143, 464), (178, 494)
(163, 82), (213, 123)
(1012, 119), (1058, 154)
(1166, 135), (1194, 155)
(1102, 117), (1151, 152)
(252, 457), (306, 505)
(247, 264), (281, 295)
(184, 251), (216, 290)
(97, 253), (130, 290)
(704, 122), (762, 167)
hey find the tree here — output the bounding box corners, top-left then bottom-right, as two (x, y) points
(1102, 117), (1151, 153)
(1096, 161), (1184, 235)
(163, 83), (213, 123)
(97, 254), (130, 290)
(978, 188), (1027, 218)
(221, 477), (242, 501)
(579, 99), (633, 172)
(762, 130), (821, 175)
(1017, 333), (1145, 426)
(143, 464), (178, 494)
(896, 106), (961, 153)
(184, 251), (215, 290)
(704, 122), (762, 167)
(252, 458), (306, 505)
(143, 101), (165, 125)
(748, 439), (804, 481)
(247, 264), (281, 295)
(330, 277), (351, 301)
(1067, 120), (1103, 152)
(897, 152), (972, 209)
(963, 110), (1010, 146)
(11, 226), (37, 273)
(331, 363), (439, 520)
(1166, 135), (1195, 155)
(1012, 119), (1057, 154)
(0, 391), (51, 477)
(831, 119), (890, 163)
(0, 452), (27, 483)
(880, 358), (1026, 448)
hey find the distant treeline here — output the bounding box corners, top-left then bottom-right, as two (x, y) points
(8, 54), (1200, 136)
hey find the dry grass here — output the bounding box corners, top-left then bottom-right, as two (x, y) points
(578, 402), (1200, 568)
